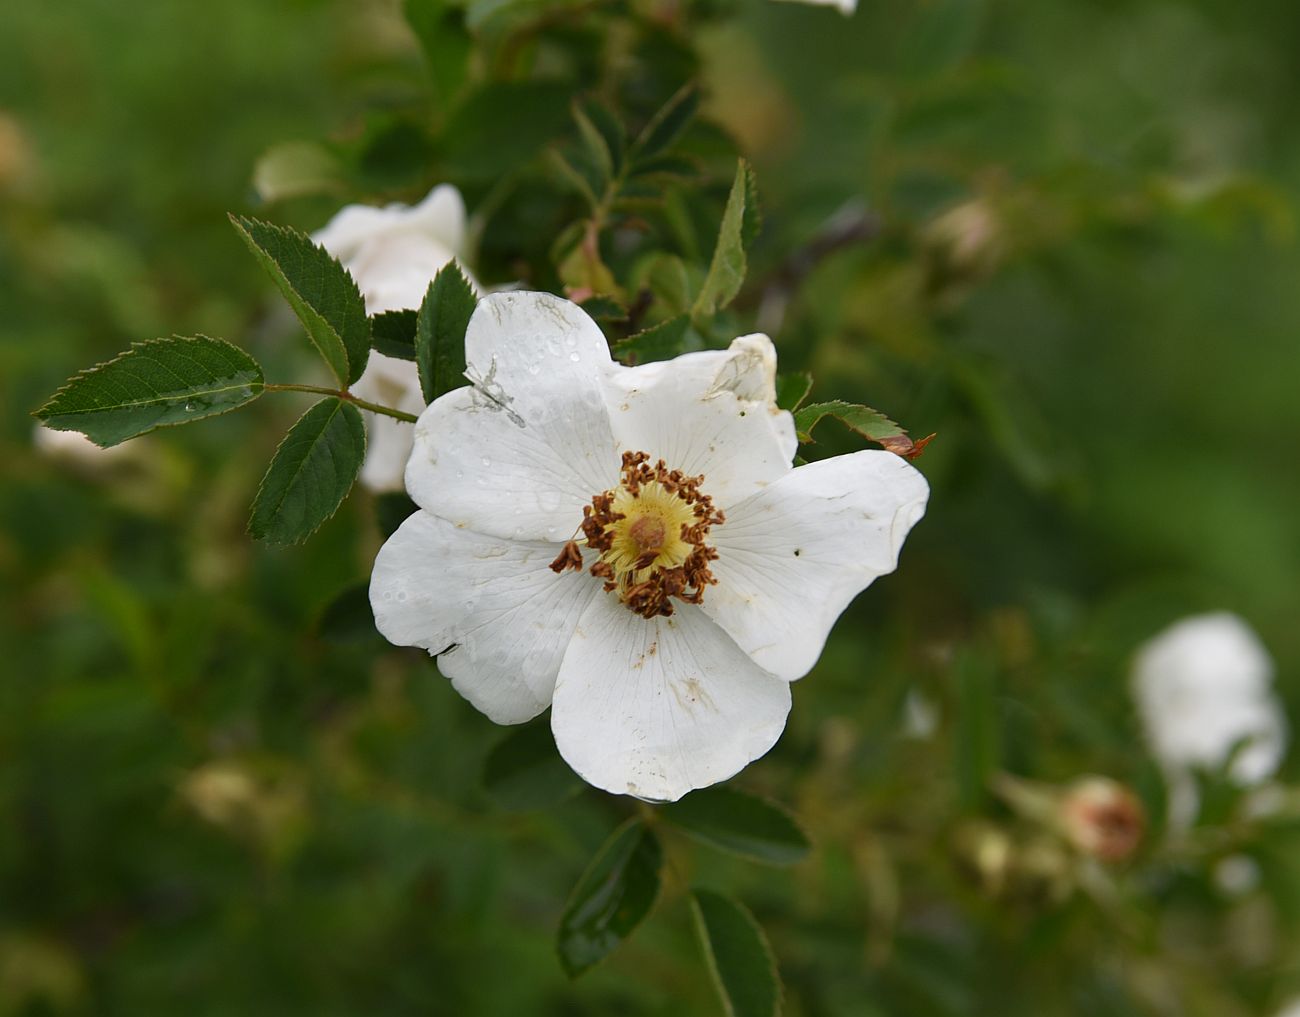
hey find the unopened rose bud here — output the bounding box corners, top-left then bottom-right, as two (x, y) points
(1058, 776), (1145, 863)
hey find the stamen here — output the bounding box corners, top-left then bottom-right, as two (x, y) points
(559, 449), (724, 618)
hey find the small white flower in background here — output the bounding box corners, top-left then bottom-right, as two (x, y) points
(33, 423), (131, 466)
(369, 290), (928, 801)
(1277, 1000), (1300, 1017)
(313, 184), (472, 492)
(1132, 612), (1287, 825)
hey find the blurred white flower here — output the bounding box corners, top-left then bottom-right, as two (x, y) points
(1132, 612), (1287, 824)
(773, 0), (856, 14)
(1277, 999), (1300, 1017)
(313, 184), (471, 492)
(32, 422), (131, 466)
(370, 291), (928, 801)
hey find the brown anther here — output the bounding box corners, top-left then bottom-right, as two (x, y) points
(549, 540), (584, 574)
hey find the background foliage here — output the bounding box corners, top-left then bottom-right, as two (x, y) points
(4, 0), (1300, 1013)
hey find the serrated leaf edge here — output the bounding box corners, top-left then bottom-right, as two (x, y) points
(230, 214), (370, 386)
(247, 397), (366, 545)
(32, 335), (264, 447)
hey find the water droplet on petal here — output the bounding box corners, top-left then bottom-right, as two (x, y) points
(396, 591), (407, 602)
(528, 363), (541, 375)
(568, 352), (581, 362)
(481, 457), (492, 467)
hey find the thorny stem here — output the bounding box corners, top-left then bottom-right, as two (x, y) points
(263, 383), (419, 423)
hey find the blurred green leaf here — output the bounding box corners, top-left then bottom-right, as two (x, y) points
(317, 582), (379, 645)
(416, 262), (477, 403)
(248, 398), (365, 545)
(482, 717), (581, 812)
(954, 652), (1000, 811)
(613, 315), (689, 365)
(579, 99), (626, 177)
(374, 491), (419, 538)
(403, 0), (472, 108)
(573, 102), (615, 188)
(230, 215), (370, 386)
(34, 336), (264, 447)
(693, 160), (755, 321)
(252, 140), (345, 203)
(775, 373), (813, 413)
(690, 889), (781, 1017)
(662, 787), (810, 866)
(633, 83), (699, 163)
(558, 819), (662, 978)
(580, 296), (628, 321)
(370, 309), (417, 361)
(441, 82), (573, 182)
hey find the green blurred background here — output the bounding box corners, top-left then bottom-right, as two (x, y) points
(3, 0), (1300, 1013)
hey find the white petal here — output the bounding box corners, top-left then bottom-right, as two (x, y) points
(352, 353), (425, 493)
(551, 597), (791, 802)
(405, 292), (620, 539)
(404, 183), (467, 254)
(313, 183), (466, 265)
(602, 333), (797, 508)
(349, 235), (458, 314)
(370, 511), (598, 723)
(701, 450), (929, 681)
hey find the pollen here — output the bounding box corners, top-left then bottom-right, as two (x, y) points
(550, 450), (723, 618)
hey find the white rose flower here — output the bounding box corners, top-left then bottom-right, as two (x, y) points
(313, 184), (471, 492)
(369, 291), (929, 801)
(1132, 612), (1287, 823)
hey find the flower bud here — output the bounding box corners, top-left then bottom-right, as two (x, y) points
(1058, 776), (1145, 863)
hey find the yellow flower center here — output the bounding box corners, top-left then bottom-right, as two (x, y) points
(550, 451), (723, 618)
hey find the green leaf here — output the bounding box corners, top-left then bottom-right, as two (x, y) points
(793, 400), (934, 459)
(403, 0), (472, 107)
(661, 787), (810, 866)
(230, 215), (370, 386)
(370, 309), (418, 361)
(248, 398), (366, 545)
(690, 890), (782, 1017)
(482, 717), (581, 812)
(633, 83), (699, 162)
(775, 373), (813, 413)
(34, 336), (264, 447)
(415, 262), (477, 403)
(693, 160), (755, 321)
(741, 162), (763, 250)
(612, 315), (689, 366)
(558, 819), (662, 978)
